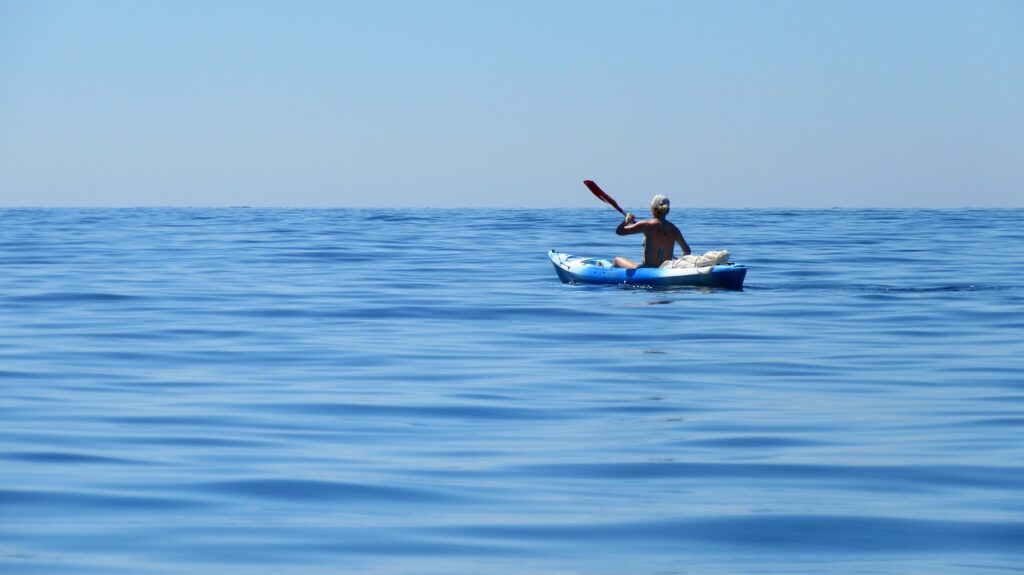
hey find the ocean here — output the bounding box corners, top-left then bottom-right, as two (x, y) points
(1, 207), (1022, 574)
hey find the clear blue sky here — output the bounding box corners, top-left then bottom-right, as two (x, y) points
(1, 0), (1021, 207)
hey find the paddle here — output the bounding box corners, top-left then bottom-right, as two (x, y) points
(583, 180), (626, 216)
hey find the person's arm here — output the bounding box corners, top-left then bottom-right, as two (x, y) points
(676, 226), (691, 255)
(616, 213), (642, 235)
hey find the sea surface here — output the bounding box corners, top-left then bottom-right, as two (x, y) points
(1, 207), (1022, 574)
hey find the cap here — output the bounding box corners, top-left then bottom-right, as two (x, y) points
(651, 194), (670, 211)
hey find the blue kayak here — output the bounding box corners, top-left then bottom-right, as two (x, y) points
(549, 250), (747, 290)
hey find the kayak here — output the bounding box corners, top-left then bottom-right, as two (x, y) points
(548, 250), (747, 290)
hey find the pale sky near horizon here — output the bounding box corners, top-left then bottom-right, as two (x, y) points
(1, 0), (1022, 208)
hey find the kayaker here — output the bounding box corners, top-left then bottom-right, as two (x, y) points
(613, 194), (691, 269)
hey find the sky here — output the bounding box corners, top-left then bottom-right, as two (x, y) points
(1, 0), (1021, 208)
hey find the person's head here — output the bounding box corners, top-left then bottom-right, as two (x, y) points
(650, 194), (670, 218)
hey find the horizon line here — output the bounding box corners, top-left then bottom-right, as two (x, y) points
(2, 205), (1021, 210)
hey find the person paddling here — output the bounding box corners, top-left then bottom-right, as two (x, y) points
(613, 194), (691, 269)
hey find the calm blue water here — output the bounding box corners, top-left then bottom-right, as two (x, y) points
(2, 207), (1022, 574)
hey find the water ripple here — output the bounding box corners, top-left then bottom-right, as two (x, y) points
(1, 208), (1022, 574)
(198, 478), (465, 503)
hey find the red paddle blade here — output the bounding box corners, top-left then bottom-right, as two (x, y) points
(583, 180), (626, 215)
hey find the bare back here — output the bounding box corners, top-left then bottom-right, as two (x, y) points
(616, 216), (691, 268)
(642, 219), (686, 267)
